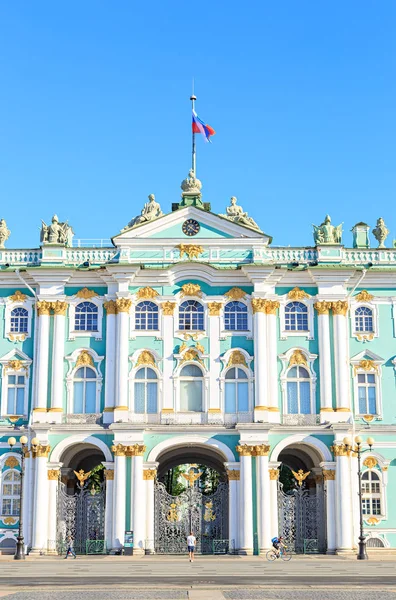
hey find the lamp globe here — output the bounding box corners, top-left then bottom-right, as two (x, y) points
(31, 437), (39, 447)
(366, 437), (375, 447)
(355, 436), (363, 444)
(20, 435), (28, 445)
(343, 437), (352, 446)
(7, 437), (16, 447)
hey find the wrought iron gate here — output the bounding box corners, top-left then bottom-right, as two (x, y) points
(56, 482), (106, 554)
(278, 484), (326, 553)
(154, 481), (229, 554)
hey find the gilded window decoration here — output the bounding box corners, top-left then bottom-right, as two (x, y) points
(356, 290), (374, 302)
(180, 283), (202, 297)
(287, 287), (310, 301)
(226, 350), (248, 368)
(76, 287), (98, 299)
(176, 244), (204, 260)
(4, 456), (19, 469)
(76, 351), (94, 368)
(136, 287), (159, 300)
(288, 349), (307, 367)
(10, 291), (27, 303)
(135, 350), (156, 367)
(364, 457), (378, 469)
(224, 287), (247, 301)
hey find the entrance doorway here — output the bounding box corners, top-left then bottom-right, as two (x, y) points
(154, 444), (229, 554)
(56, 443), (106, 554)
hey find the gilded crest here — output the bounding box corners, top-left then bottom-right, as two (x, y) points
(289, 350), (307, 367)
(176, 244), (204, 260)
(226, 350), (247, 368)
(136, 287), (159, 300)
(74, 469), (91, 487)
(5, 456), (19, 468)
(363, 457), (378, 470)
(292, 469), (310, 487)
(76, 287), (98, 299)
(288, 287), (310, 301)
(136, 350), (156, 367)
(181, 283), (202, 297)
(167, 503), (180, 522)
(356, 290), (374, 302)
(354, 359), (378, 375)
(76, 351), (94, 368)
(10, 290), (27, 302)
(224, 287), (246, 301)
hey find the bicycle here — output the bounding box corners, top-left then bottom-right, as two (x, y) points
(266, 545), (292, 561)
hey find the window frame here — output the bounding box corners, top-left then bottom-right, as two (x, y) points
(0, 352), (32, 418)
(131, 366), (160, 414)
(222, 365), (252, 414)
(279, 347), (318, 417)
(68, 295), (103, 341)
(174, 361), (208, 413)
(285, 365), (313, 415)
(65, 349), (104, 414)
(361, 469), (384, 520)
(178, 299), (205, 333)
(351, 354), (383, 419)
(1, 468), (21, 518)
(132, 301), (160, 333)
(223, 301), (250, 333)
(351, 301), (378, 342)
(4, 297), (34, 342)
(279, 297), (314, 340)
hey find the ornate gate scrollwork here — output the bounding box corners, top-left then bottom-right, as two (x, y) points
(154, 481), (228, 554)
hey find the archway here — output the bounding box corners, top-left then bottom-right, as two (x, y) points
(153, 442), (230, 554)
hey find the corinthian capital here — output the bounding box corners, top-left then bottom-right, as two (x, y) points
(331, 300), (348, 316)
(115, 298), (132, 313)
(314, 301), (332, 315)
(36, 300), (52, 316)
(251, 298), (266, 313)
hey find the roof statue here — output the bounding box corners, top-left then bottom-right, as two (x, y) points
(220, 197), (261, 232)
(40, 215), (74, 246)
(0, 219), (11, 249)
(372, 217), (389, 249)
(123, 194), (163, 231)
(312, 215), (342, 245)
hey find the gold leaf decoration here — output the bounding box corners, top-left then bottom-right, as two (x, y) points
(143, 469), (157, 480)
(292, 469), (310, 486)
(354, 359), (379, 375)
(76, 351), (94, 368)
(251, 298), (266, 313)
(136, 287), (159, 300)
(208, 302), (222, 316)
(180, 347), (203, 364)
(181, 283), (202, 297)
(136, 350), (156, 367)
(5, 456), (19, 468)
(47, 469), (60, 480)
(3, 516), (17, 525)
(76, 287), (98, 299)
(36, 300), (52, 316)
(323, 470), (335, 481)
(52, 301), (68, 316)
(269, 469), (280, 481)
(235, 444), (254, 456)
(332, 300), (348, 316)
(314, 301), (332, 315)
(161, 301), (176, 315)
(225, 287), (247, 301)
(356, 290), (374, 302)
(226, 350), (248, 368)
(264, 300), (280, 315)
(227, 469), (240, 480)
(363, 457), (378, 469)
(366, 517), (379, 525)
(176, 244), (204, 260)
(115, 298), (132, 313)
(10, 290), (27, 302)
(288, 287), (310, 301)
(103, 300), (117, 314)
(289, 350), (307, 367)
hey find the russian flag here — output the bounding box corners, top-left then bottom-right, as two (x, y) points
(192, 109), (215, 142)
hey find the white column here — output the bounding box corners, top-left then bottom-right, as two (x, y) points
(256, 449), (271, 553)
(208, 303), (222, 417)
(103, 464), (114, 552)
(50, 302), (67, 420)
(252, 301), (268, 413)
(335, 449), (353, 552)
(47, 466), (60, 553)
(315, 303), (333, 419)
(332, 302), (351, 413)
(322, 466), (336, 553)
(268, 465), (280, 541)
(131, 453), (145, 554)
(103, 301), (117, 423)
(144, 468), (156, 553)
(226, 465), (240, 552)
(350, 454), (360, 549)
(112, 451), (126, 549)
(31, 449), (50, 552)
(266, 305), (280, 422)
(238, 449), (253, 554)
(161, 302), (176, 414)
(114, 299), (131, 421)
(34, 302), (52, 415)
(22, 453), (32, 551)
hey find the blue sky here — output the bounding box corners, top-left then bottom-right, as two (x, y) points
(1, 2), (395, 248)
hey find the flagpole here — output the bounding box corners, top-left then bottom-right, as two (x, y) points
(190, 93), (197, 175)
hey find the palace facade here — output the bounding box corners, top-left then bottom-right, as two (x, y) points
(0, 171), (395, 555)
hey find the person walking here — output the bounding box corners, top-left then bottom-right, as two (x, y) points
(187, 531), (196, 562)
(64, 536), (76, 559)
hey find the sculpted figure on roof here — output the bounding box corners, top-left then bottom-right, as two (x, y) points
(221, 196), (261, 231)
(40, 215), (74, 246)
(123, 194), (163, 230)
(313, 215), (342, 245)
(0, 219), (10, 249)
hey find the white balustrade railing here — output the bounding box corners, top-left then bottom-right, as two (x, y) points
(65, 248), (118, 264)
(282, 414), (321, 426)
(72, 239), (112, 248)
(0, 249), (42, 266)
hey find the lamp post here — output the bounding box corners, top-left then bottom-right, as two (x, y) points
(342, 435), (375, 561)
(7, 435), (39, 560)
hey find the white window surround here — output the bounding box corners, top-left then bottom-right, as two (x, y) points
(0, 350), (32, 417)
(173, 360), (209, 413)
(0, 469), (20, 517)
(221, 300), (253, 337)
(361, 463), (387, 525)
(219, 358), (254, 415)
(350, 299), (379, 342)
(68, 295), (103, 341)
(279, 295), (315, 340)
(128, 350), (163, 413)
(4, 297), (34, 342)
(279, 347), (318, 415)
(129, 300), (161, 339)
(65, 348), (104, 414)
(351, 350), (384, 419)
(173, 293), (209, 338)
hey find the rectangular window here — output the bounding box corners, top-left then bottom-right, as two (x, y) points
(180, 380), (202, 412)
(225, 382), (236, 413)
(6, 374), (25, 415)
(357, 372), (377, 415)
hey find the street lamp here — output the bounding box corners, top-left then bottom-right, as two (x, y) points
(7, 435), (39, 560)
(342, 435), (375, 561)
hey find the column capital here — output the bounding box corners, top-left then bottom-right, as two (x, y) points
(143, 469), (157, 480)
(331, 300), (349, 316)
(115, 298), (132, 313)
(227, 469), (240, 480)
(264, 300), (280, 315)
(52, 300), (68, 316)
(269, 468), (279, 480)
(251, 298), (267, 313)
(124, 444), (146, 457)
(110, 444), (126, 456)
(32, 444), (51, 458)
(104, 469), (115, 480)
(47, 469), (60, 480)
(208, 301), (223, 316)
(323, 469), (336, 480)
(331, 444), (349, 457)
(104, 300), (117, 314)
(36, 300), (52, 316)
(253, 444), (271, 456)
(314, 300), (332, 315)
(236, 444), (255, 456)
(161, 301), (176, 315)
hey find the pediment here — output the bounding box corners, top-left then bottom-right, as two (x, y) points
(112, 206), (272, 247)
(350, 350), (384, 364)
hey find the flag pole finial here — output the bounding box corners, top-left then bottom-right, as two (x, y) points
(190, 94), (197, 176)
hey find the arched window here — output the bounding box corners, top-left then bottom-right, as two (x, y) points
(10, 308), (28, 334)
(362, 471), (382, 516)
(135, 301), (159, 330)
(1, 470), (20, 516)
(224, 302), (248, 331)
(73, 366), (97, 413)
(225, 367), (249, 413)
(179, 301), (204, 331)
(355, 307), (373, 333)
(179, 364), (203, 411)
(357, 372), (377, 415)
(286, 366), (311, 414)
(134, 367), (158, 413)
(285, 302), (308, 331)
(75, 302), (98, 332)
(6, 373), (26, 415)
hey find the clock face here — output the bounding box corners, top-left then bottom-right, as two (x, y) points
(182, 219), (200, 237)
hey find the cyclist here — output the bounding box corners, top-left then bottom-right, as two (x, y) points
(271, 535), (284, 558)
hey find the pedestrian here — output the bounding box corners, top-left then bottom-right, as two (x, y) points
(187, 531), (196, 562)
(64, 535), (76, 559)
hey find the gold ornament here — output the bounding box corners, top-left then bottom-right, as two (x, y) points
(5, 360), (25, 373)
(225, 287), (247, 301)
(227, 469), (240, 480)
(354, 360), (379, 375)
(52, 301), (68, 316)
(236, 444), (254, 456)
(314, 301), (332, 315)
(196, 342), (205, 354)
(366, 517), (379, 525)
(269, 469), (279, 481)
(104, 300), (117, 315)
(292, 469), (310, 487)
(104, 469), (115, 480)
(76, 350), (94, 368)
(208, 302), (223, 316)
(74, 469), (91, 486)
(356, 290), (374, 302)
(176, 244), (204, 260)
(36, 300), (52, 316)
(253, 444), (270, 456)
(115, 298), (132, 313)
(5, 456), (19, 468)
(323, 470), (336, 481)
(161, 301), (176, 315)
(363, 457), (378, 469)
(47, 469), (60, 480)
(111, 444), (126, 457)
(3, 517), (17, 525)
(181, 283), (202, 297)
(226, 350), (248, 368)
(143, 469), (157, 480)
(251, 298), (266, 313)
(182, 467), (202, 487)
(136, 350), (156, 367)
(136, 287), (159, 299)
(264, 300), (280, 315)
(289, 350), (307, 367)
(180, 347), (203, 364)
(125, 444), (146, 457)
(10, 290), (27, 302)
(32, 444), (51, 458)
(178, 342), (188, 354)
(167, 503), (180, 522)
(76, 287), (98, 299)
(203, 501), (216, 522)
(288, 287), (310, 301)
(332, 300), (348, 316)
(331, 444), (348, 457)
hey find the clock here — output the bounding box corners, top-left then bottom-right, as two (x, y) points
(182, 219), (200, 237)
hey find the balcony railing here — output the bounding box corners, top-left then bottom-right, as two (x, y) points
(282, 414), (321, 426)
(62, 413), (102, 425)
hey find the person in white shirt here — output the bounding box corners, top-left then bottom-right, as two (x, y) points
(187, 531), (196, 562)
